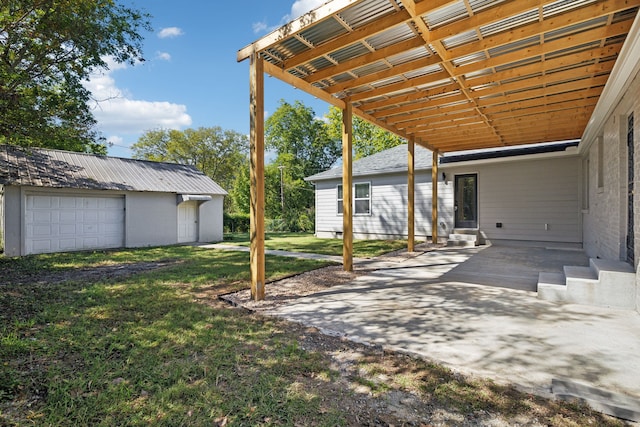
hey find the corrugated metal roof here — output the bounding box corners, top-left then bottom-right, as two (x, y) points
(0, 145), (227, 195)
(238, 0), (640, 153)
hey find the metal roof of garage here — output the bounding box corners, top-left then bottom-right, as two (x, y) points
(0, 145), (227, 195)
(238, 0), (640, 153)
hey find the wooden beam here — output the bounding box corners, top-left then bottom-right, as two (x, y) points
(249, 54), (265, 301)
(408, 138), (415, 252)
(432, 150), (439, 244)
(342, 101), (353, 272)
(237, 0), (360, 62)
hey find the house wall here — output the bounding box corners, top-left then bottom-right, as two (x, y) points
(445, 155), (582, 243)
(314, 172), (453, 240)
(0, 185), (4, 253)
(3, 185), (21, 256)
(125, 192), (178, 247)
(313, 154), (581, 243)
(583, 71), (640, 264)
(199, 195), (224, 242)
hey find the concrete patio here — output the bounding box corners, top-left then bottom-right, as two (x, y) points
(256, 243), (640, 416)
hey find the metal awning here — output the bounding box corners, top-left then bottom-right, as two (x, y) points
(177, 194), (212, 204)
(238, 0), (640, 153)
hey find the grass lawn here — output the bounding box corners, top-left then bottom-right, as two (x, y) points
(223, 232), (410, 258)
(0, 245), (625, 426)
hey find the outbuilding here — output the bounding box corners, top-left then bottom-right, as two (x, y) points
(0, 145), (226, 256)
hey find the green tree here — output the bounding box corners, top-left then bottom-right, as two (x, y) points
(0, 0), (151, 153)
(265, 100), (341, 231)
(326, 105), (404, 159)
(132, 127), (248, 211)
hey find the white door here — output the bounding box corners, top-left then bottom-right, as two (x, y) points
(25, 194), (125, 255)
(177, 201), (198, 243)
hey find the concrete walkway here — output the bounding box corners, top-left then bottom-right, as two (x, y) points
(251, 243), (640, 407)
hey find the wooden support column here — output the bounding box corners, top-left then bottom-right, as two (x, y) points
(249, 53), (265, 300)
(342, 101), (353, 271)
(431, 150), (439, 244)
(407, 138), (415, 252)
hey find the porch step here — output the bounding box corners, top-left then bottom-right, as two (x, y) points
(537, 258), (636, 310)
(447, 229), (479, 247)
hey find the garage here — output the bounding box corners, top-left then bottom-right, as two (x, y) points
(25, 194), (125, 255)
(1, 144), (227, 257)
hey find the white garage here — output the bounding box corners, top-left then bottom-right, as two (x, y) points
(25, 194), (125, 255)
(0, 145), (227, 256)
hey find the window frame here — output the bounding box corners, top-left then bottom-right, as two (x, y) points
(336, 182), (371, 216)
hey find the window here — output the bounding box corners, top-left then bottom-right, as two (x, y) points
(597, 136), (604, 189)
(336, 182), (371, 215)
(354, 183), (371, 215)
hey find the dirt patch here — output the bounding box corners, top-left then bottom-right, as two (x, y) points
(4, 260), (181, 286)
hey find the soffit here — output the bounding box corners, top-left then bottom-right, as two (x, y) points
(238, 0), (639, 153)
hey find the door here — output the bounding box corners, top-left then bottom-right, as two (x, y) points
(627, 113), (634, 265)
(178, 201), (198, 243)
(454, 174), (478, 229)
(25, 194), (125, 255)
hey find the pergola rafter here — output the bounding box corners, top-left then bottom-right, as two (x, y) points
(238, 0), (640, 300)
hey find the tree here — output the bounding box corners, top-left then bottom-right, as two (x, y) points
(326, 106), (404, 159)
(132, 127), (248, 210)
(265, 100), (341, 231)
(0, 0), (151, 153)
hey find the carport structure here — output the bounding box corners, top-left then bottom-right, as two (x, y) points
(237, 0), (640, 300)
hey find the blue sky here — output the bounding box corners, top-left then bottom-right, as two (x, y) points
(86, 0), (329, 158)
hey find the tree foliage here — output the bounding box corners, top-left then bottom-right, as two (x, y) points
(132, 127), (248, 209)
(263, 100), (341, 231)
(0, 0), (151, 153)
(326, 106), (404, 159)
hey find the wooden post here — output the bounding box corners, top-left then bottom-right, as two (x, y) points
(408, 139), (415, 252)
(342, 102), (353, 271)
(249, 54), (265, 300)
(432, 150), (439, 244)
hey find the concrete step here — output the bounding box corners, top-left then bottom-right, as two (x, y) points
(452, 228), (479, 236)
(537, 259), (637, 310)
(448, 233), (477, 242)
(446, 238), (476, 248)
(537, 272), (566, 302)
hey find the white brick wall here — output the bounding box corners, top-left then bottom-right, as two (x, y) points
(583, 71), (640, 264)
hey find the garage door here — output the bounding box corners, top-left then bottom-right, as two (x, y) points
(25, 195), (125, 255)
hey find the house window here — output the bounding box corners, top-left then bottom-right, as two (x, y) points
(354, 182), (371, 215)
(582, 157), (589, 210)
(336, 182), (371, 215)
(597, 136), (604, 189)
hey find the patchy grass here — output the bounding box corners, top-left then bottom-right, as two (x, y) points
(0, 246), (628, 426)
(224, 232), (410, 258)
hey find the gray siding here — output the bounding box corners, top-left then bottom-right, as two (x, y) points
(314, 173), (453, 240)
(446, 156), (582, 243)
(314, 155), (580, 243)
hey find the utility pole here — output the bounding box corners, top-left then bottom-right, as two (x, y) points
(278, 164), (285, 216)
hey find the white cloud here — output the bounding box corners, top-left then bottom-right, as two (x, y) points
(290, 0), (326, 19)
(156, 51), (171, 61)
(158, 27), (184, 38)
(253, 0), (326, 34)
(85, 59), (192, 136)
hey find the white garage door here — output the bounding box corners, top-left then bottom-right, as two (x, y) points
(25, 194), (125, 255)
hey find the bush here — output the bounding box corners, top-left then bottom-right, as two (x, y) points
(223, 212), (250, 233)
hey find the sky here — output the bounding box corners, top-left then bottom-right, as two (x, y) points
(86, 0), (330, 158)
